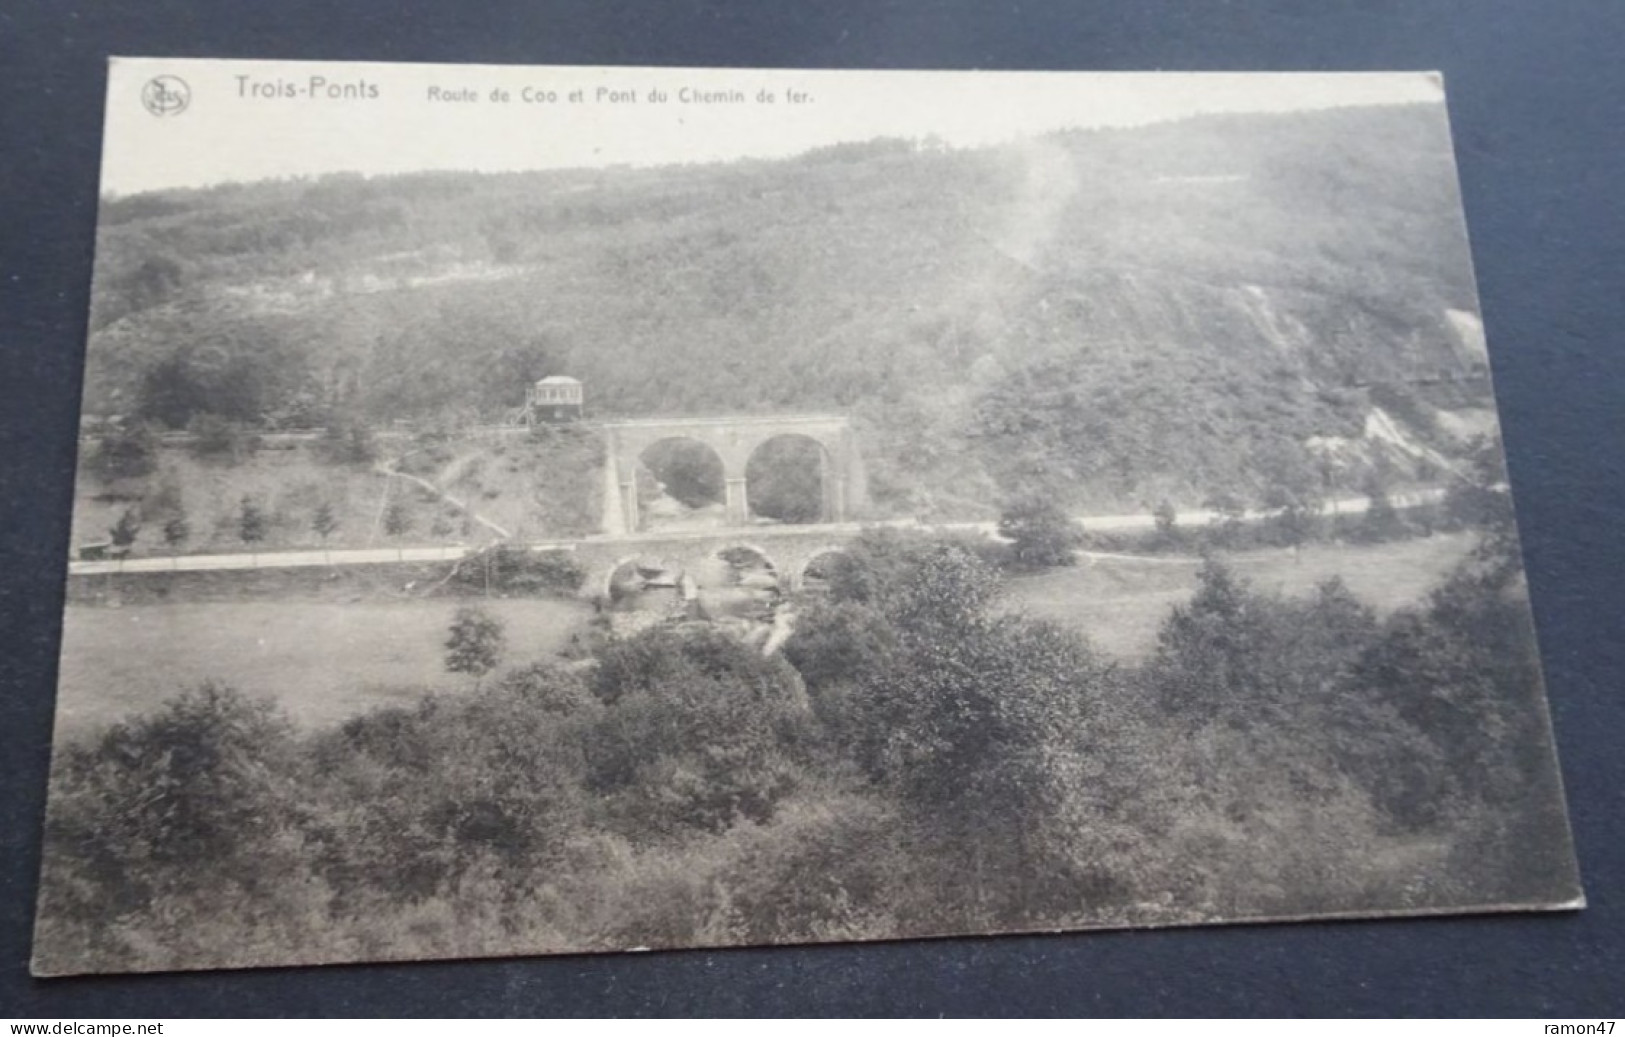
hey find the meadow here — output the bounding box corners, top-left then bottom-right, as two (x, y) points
(55, 596), (594, 738)
(55, 534), (1474, 743)
(999, 532), (1476, 658)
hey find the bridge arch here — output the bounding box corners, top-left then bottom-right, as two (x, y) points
(600, 415), (864, 534)
(635, 435), (728, 531)
(603, 553), (653, 602)
(745, 433), (833, 525)
(791, 545), (853, 592)
(572, 528), (861, 604)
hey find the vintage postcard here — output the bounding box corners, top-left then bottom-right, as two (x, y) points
(35, 59), (1582, 975)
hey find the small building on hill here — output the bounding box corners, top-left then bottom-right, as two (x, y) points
(526, 376), (584, 423)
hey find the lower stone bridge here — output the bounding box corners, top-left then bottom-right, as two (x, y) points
(559, 525), (865, 599)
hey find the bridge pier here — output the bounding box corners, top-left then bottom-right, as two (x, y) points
(724, 477), (750, 526)
(620, 478), (639, 534)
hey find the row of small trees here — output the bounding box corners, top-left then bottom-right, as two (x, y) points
(102, 496), (343, 561)
(99, 489), (487, 562)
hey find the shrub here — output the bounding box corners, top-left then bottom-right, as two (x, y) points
(316, 419), (377, 466)
(997, 493), (1081, 569)
(445, 605), (506, 688)
(783, 599), (898, 693)
(87, 424), (160, 484)
(450, 544), (587, 596)
(1151, 499), (1181, 549)
(188, 413), (259, 462)
(308, 677), (594, 905)
(109, 507), (142, 552)
(41, 684), (304, 922)
(586, 627), (812, 836)
(821, 528), (1004, 631)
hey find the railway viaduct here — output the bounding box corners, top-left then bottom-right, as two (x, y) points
(598, 415), (867, 536)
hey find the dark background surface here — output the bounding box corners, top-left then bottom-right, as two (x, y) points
(2, 0), (1621, 1017)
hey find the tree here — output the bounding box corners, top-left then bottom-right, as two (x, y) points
(89, 424), (159, 484)
(237, 496), (266, 562)
(1202, 491), (1249, 548)
(1263, 486), (1323, 557)
(311, 501), (339, 562)
(114, 253), (185, 315)
(109, 508), (142, 559)
(1444, 433), (1519, 570)
(188, 413), (257, 462)
(43, 682), (302, 903)
(1152, 499), (1180, 551)
(1357, 474), (1406, 544)
(1258, 442), (1326, 558)
(134, 327), (307, 429)
(842, 546), (1113, 916)
(383, 498), (412, 559)
(445, 605), (506, 690)
(997, 494), (1081, 569)
(586, 626), (810, 834)
(162, 512), (190, 566)
(317, 419), (377, 466)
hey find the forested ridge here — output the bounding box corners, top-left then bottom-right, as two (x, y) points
(86, 102), (1487, 515)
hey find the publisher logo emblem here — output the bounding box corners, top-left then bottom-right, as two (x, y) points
(141, 75), (191, 117)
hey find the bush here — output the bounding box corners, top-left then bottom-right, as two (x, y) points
(188, 413), (259, 462)
(308, 675), (594, 905)
(586, 627), (812, 836)
(445, 605), (506, 687)
(1355, 489), (1409, 543)
(39, 683), (305, 942)
(316, 419), (378, 466)
(450, 544), (587, 596)
(997, 494), (1081, 569)
(87, 424), (160, 483)
(821, 528), (1005, 630)
(783, 599), (898, 693)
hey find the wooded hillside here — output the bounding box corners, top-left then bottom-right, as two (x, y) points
(83, 102), (1491, 516)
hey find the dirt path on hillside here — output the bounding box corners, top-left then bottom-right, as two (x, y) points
(373, 456), (514, 541)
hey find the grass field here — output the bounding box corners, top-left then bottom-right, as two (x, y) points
(55, 597), (595, 739)
(54, 533), (1478, 739)
(1005, 533), (1478, 659)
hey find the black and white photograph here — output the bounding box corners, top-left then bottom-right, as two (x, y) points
(33, 60), (1582, 976)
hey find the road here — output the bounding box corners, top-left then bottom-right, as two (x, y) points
(66, 489), (1448, 577)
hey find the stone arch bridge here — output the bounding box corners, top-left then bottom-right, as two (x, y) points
(561, 527), (861, 599)
(599, 415), (867, 535)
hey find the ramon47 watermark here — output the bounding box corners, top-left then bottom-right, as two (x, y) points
(1544, 1023), (1617, 1035)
